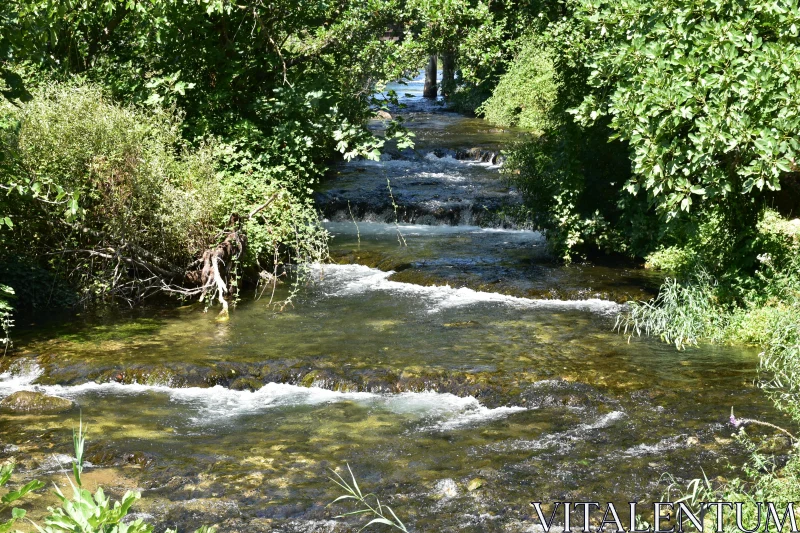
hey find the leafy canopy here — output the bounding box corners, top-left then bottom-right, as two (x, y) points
(574, 0), (800, 220)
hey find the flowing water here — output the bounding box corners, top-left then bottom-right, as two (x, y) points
(0, 77), (785, 532)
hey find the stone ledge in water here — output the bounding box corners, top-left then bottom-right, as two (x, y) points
(0, 390), (76, 413)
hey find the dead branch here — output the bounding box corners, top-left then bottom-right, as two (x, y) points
(248, 191), (281, 219)
(39, 193), (287, 314)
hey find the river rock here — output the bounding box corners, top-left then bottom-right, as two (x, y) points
(0, 391), (75, 413)
(466, 478), (484, 492)
(433, 478), (459, 499)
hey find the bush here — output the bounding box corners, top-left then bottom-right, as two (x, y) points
(0, 79), (329, 317)
(574, 0), (800, 232)
(620, 212), (800, 349)
(644, 246), (695, 274)
(1, 82), (224, 299)
(492, 17), (656, 261)
(503, 120), (642, 261)
(215, 146), (329, 282)
(10, 82), (222, 251)
(477, 39), (560, 133)
(618, 272), (727, 349)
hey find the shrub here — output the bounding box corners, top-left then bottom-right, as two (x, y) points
(617, 272), (727, 349)
(1, 81), (224, 301)
(574, 0), (800, 230)
(644, 247), (695, 274)
(0, 79), (329, 317)
(477, 39), (560, 133)
(494, 16), (655, 261)
(503, 120), (641, 261)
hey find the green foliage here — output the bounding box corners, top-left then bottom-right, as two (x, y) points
(0, 79), (334, 314)
(328, 465), (409, 532)
(644, 246), (695, 274)
(400, 0), (565, 111)
(485, 0), (800, 265)
(617, 272), (725, 349)
(504, 121), (640, 260)
(640, 206), (800, 289)
(643, 210), (742, 278)
(39, 484), (150, 533)
(1, 0), (431, 316)
(0, 461), (45, 532)
(666, 452), (800, 533)
(574, 0), (800, 224)
(494, 8), (651, 260)
(401, 0), (506, 81)
(477, 38), (559, 132)
(619, 208), (800, 347)
(751, 271), (800, 419)
(1, 81), (224, 303)
(5, 81), (222, 246)
(619, 211), (800, 350)
(216, 154), (330, 283)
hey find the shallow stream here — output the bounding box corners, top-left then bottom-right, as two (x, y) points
(0, 77), (783, 532)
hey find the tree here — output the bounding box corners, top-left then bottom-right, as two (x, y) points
(574, 0), (800, 229)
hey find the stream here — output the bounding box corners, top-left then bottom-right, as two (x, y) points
(0, 75), (785, 532)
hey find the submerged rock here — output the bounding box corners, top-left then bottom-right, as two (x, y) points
(466, 478), (484, 492)
(0, 390), (75, 413)
(433, 478), (459, 499)
(520, 379), (611, 410)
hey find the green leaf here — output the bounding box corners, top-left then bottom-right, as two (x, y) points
(0, 517), (17, 533)
(0, 464), (12, 487)
(1, 479), (45, 504)
(361, 518), (397, 528)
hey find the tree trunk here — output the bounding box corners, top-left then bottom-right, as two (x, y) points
(423, 55), (437, 98)
(441, 53), (455, 98)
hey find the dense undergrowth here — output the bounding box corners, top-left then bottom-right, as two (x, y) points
(0, 0), (422, 343)
(2, 80), (330, 296)
(448, 0), (800, 521)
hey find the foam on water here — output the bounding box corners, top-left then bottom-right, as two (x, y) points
(620, 435), (685, 457)
(384, 391), (526, 431)
(0, 360), (44, 392)
(324, 221), (542, 240)
(481, 410), (627, 455)
(312, 263), (623, 315)
(425, 152), (503, 171)
(342, 152), (499, 177)
(0, 363), (523, 430)
(432, 405), (526, 431)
